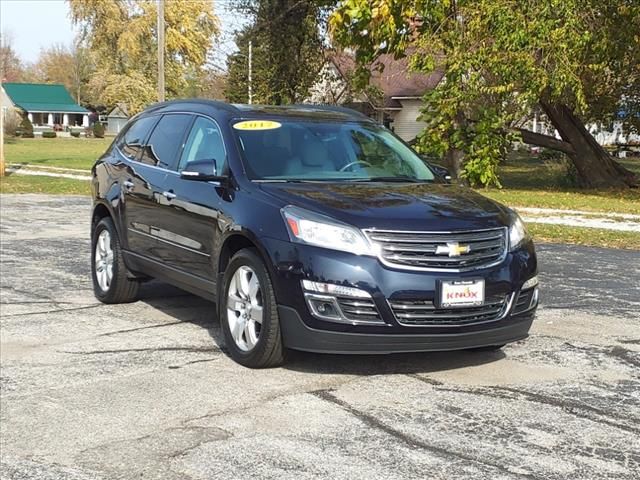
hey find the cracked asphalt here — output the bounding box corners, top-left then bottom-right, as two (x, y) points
(1, 194), (639, 480)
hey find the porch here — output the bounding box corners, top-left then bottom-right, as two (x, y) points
(27, 111), (88, 129)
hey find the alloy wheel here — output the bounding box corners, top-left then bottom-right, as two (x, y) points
(94, 230), (114, 292)
(226, 266), (263, 351)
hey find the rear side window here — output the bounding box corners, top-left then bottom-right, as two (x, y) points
(139, 114), (192, 169)
(116, 116), (158, 160)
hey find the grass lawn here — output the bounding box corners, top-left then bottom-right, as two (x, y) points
(528, 223), (640, 250)
(477, 153), (640, 215)
(0, 174), (90, 195)
(4, 137), (111, 170)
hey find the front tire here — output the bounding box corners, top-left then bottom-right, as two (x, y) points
(220, 249), (285, 368)
(91, 217), (139, 304)
(470, 344), (505, 352)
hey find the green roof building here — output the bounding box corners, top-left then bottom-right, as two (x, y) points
(1, 82), (89, 128)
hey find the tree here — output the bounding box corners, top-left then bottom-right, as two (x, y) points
(224, 1), (330, 104)
(33, 41), (94, 104)
(1, 34), (26, 82)
(330, 0), (639, 188)
(19, 115), (34, 138)
(68, 0), (219, 113)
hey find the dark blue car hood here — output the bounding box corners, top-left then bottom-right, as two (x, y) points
(258, 182), (513, 231)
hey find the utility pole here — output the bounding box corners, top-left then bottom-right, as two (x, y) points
(248, 41), (253, 105)
(157, 0), (165, 102)
(1, 32), (5, 177)
(0, 85), (4, 178)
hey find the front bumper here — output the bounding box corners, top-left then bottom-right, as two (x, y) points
(279, 305), (533, 354)
(262, 237), (538, 353)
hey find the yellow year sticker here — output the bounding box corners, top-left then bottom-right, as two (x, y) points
(233, 120), (281, 131)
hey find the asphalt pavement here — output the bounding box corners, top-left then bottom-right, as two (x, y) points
(1, 194), (639, 480)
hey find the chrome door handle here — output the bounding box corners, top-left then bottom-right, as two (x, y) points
(123, 180), (134, 190)
(162, 191), (177, 200)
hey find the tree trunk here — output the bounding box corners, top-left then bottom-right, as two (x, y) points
(446, 110), (467, 182)
(540, 102), (637, 188)
(445, 147), (465, 179)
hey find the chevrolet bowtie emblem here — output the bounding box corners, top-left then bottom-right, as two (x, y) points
(436, 242), (471, 257)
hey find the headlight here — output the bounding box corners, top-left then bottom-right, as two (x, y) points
(282, 206), (371, 255)
(509, 213), (530, 250)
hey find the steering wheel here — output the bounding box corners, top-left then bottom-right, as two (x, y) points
(339, 160), (372, 172)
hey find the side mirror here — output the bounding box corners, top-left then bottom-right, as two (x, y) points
(180, 158), (225, 182)
(428, 163), (452, 182)
(418, 154), (452, 182)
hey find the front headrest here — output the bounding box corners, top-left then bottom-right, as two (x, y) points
(301, 142), (328, 167)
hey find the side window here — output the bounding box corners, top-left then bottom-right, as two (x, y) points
(116, 116), (158, 160)
(178, 117), (226, 172)
(139, 114), (192, 169)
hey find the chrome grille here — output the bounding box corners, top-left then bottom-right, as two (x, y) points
(390, 295), (510, 326)
(336, 297), (383, 323)
(364, 228), (507, 271)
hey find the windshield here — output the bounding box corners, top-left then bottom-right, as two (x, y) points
(232, 119), (435, 182)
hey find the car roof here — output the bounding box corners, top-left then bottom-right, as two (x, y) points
(140, 99), (374, 123)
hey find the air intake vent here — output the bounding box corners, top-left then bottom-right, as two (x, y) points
(336, 297), (383, 323)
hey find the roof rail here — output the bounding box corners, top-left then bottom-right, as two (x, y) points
(144, 98), (240, 113)
(290, 104), (373, 121)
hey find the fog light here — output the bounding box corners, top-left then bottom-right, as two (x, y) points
(305, 295), (342, 321)
(302, 280), (371, 298)
(522, 276), (538, 290)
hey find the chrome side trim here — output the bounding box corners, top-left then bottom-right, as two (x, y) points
(127, 227), (210, 257)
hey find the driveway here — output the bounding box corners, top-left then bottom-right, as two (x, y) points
(1, 194), (639, 480)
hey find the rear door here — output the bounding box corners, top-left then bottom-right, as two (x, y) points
(115, 115), (160, 256)
(158, 115), (228, 282)
(121, 114), (192, 261)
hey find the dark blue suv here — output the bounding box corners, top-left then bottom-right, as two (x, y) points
(91, 100), (538, 368)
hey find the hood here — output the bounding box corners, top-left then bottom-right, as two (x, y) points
(258, 182), (513, 231)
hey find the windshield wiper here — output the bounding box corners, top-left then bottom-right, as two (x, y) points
(348, 176), (427, 183)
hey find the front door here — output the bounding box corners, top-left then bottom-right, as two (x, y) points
(156, 116), (228, 282)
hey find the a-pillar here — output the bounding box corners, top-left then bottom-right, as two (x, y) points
(27, 113), (33, 123)
(82, 114), (89, 127)
(47, 113), (54, 126)
(63, 114), (69, 126)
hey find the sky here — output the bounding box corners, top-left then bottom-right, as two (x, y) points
(0, 0), (244, 68)
(1, 0), (77, 63)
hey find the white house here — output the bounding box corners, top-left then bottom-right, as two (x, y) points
(307, 53), (443, 142)
(1, 82), (89, 129)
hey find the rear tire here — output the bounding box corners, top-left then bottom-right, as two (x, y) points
(220, 249), (285, 368)
(91, 217), (139, 304)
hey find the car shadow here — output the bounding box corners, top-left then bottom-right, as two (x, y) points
(136, 282), (507, 375)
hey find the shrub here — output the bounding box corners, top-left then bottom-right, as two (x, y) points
(70, 131), (81, 138)
(3, 111), (20, 137)
(93, 122), (105, 138)
(20, 115), (34, 138)
(42, 131), (57, 138)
